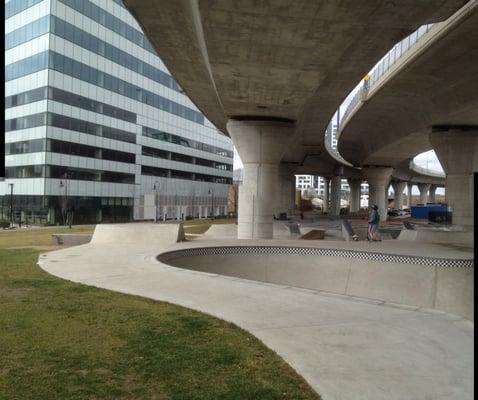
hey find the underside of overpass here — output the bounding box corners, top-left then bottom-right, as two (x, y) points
(124, 0), (470, 237)
(338, 1), (478, 226)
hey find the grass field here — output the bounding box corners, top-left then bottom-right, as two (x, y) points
(0, 225), (95, 249)
(0, 228), (320, 400)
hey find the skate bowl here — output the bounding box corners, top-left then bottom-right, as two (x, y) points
(158, 245), (474, 320)
(91, 223), (185, 245)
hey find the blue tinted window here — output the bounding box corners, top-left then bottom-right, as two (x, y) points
(5, 51), (48, 81)
(5, 15), (49, 50)
(49, 16), (179, 93)
(5, 0), (43, 18)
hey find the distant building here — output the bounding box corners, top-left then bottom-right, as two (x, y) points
(3, 0), (233, 224)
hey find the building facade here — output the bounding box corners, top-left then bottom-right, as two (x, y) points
(3, 0), (233, 224)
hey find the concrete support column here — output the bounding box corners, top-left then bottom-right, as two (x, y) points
(290, 176), (297, 210)
(417, 183), (431, 205)
(407, 183), (414, 207)
(430, 130), (477, 227)
(322, 177), (330, 213)
(391, 181), (406, 210)
(227, 119), (295, 239)
(428, 184), (437, 203)
(347, 179), (362, 212)
(278, 165), (296, 216)
(362, 166), (393, 222)
(330, 176), (341, 216)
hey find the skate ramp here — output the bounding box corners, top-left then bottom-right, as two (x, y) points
(91, 223), (185, 245)
(203, 223), (237, 238)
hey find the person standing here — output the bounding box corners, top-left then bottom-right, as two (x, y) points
(367, 205), (380, 241)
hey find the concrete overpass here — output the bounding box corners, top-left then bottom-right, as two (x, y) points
(337, 1), (478, 226)
(124, 0), (467, 238)
(390, 158), (445, 209)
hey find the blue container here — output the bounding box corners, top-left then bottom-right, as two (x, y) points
(411, 204), (448, 219)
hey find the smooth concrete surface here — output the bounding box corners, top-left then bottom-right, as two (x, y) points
(362, 166), (393, 222)
(407, 182), (414, 207)
(338, 2), (478, 168)
(417, 183), (431, 205)
(160, 244), (473, 320)
(391, 181), (406, 210)
(202, 222), (293, 240)
(397, 228), (473, 245)
(39, 229), (473, 400)
(228, 120), (295, 239)
(347, 179), (362, 212)
(202, 223), (238, 239)
(90, 222), (185, 245)
(323, 177), (330, 213)
(330, 176), (341, 216)
(429, 130), (477, 227)
(124, 0), (465, 174)
(429, 184), (438, 203)
(51, 233), (92, 246)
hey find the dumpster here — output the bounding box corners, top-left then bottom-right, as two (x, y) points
(411, 204), (448, 219)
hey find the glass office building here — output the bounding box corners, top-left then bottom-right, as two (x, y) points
(3, 0), (233, 224)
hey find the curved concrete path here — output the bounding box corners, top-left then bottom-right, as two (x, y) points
(38, 224), (473, 400)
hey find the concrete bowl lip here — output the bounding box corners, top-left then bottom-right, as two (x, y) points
(156, 244), (474, 268)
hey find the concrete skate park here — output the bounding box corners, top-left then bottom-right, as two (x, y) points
(40, 1), (476, 399)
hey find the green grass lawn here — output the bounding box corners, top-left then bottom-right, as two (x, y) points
(0, 247), (320, 400)
(0, 225), (95, 249)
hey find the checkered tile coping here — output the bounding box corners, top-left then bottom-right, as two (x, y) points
(159, 246), (473, 268)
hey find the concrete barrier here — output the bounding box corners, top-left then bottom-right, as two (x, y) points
(397, 228), (473, 244)
(203, 224), (237, 238)
(51, 234), (92, 246)
(91, 223), (185, 245)
(158, 246), (473, 320)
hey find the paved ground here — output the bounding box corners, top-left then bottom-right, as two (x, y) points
(38, 224), (473, 400)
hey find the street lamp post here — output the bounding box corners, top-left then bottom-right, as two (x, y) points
(208, 187), (214, 219)
(8, 183), (14, 227)
(59, 172), (69, 227)
(153, 182), (160, 223)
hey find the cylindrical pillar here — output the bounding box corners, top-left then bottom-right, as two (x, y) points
(417, 183), (431, 205)
(362, 166), (393, 222)
(407, 182), (414, 207)
(290, 176), (297, 210)
(430, 130), (477, 227)
(277, 165), (295, 216)
(428, 184), (437, 203)
(347, 179), (362, 212)
(330, 176), (341, 216)
(391, 181), (406, 210)
(227, 119), (295, 239)
(322, 177), (330, 213)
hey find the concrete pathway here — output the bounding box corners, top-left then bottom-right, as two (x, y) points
(38, 230), (473, 400)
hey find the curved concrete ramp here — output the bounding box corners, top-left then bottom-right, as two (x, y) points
(91, 223), (185, 245)
(203, 223), (237, 239)
(203, 222), (296, 240)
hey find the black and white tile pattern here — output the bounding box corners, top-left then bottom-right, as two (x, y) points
(158, 246), (474, 268)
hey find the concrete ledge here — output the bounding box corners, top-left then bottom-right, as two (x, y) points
(91, 222), (185, 245)
(158, 245), (473, 320)
(397, 228), (473, 245)
(51, 234), (92, 246)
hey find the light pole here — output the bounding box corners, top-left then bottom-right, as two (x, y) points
(59, 172), (69, 227)
(153, 181), (160, 223)
(208, 187), (214, 219)
(8, 183), (14, 226)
